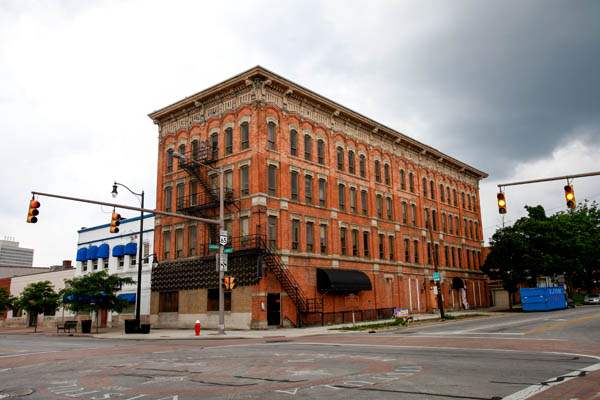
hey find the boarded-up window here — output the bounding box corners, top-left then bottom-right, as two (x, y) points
(207, 289), (231, 311)
(159, 291), (179, 313)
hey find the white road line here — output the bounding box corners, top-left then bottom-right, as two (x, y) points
(0, 350), (61, 358)
(395, 335), (565, 341)
(502, 361), (600, 400)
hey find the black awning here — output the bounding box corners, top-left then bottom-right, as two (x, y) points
(452, 277), (465, 289)
(317, 268), (372, 294)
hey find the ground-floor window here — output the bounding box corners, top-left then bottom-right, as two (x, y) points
(159, 291), (179, 313)
(207, 289), (231, 312)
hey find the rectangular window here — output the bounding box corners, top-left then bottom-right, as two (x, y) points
(340, 227), (347, 256)
(440, 184), (445, 203)
(211, 133), (218, 160)
(291, 171), (299, 201)
(413, 240), (419, 264)
(320, 224), (327, 253)
(432, 210), (438, 231)
(384, 164), (390, 185)
(338, 184), (345, 210)
(348, 151), (355, 174)
(166, 150), (174, 173)
(363, 231), (370, 258)
(268, 165), (277, 196)
(442, 213), (447, 233)
(176, 183), (184, 210)
(93, 259), (98, 271)
(225, 170), (233, 192)
(389, 235), (395, 260)
(317, 140), (325, 164)
(292, 219), (300, 251)
(188, 225), (197, 256)
(305, 175), (313, 204)
(444, 245), (449, 267)
(304, 135), (312, 161)
(268, 216), (277, 249)
(402, 201), (408, 224)
(225, 127), (233, 155)
(164, 186), (172, 212)
(352, 229), (359, 256)
(375, 161), (381, 182)
(130, 256), (136, 268)
(240, 216), (249, 244)
(240, 122), (249, 150)
(318, 178), (327, 207)
(306, 222), (314, 253)
(378, 233), (385, 259)
(453, 247), (458, 267)
(400, 169), (406, 190)
(118, 256), (124, 269)
(337, 147), (344, 170)
(409, 172), (415, 193)
(240, 166), (249, 196)
(267, 122), (276, 150)
(175, 228), (184, 259)
(207, 289), (231, 312)
(386, 197), (393, 220)
(361, 190), (368, 215)
(411, 204), (417, 226)
(350, 187), (357, 213)
(159, 291), (178, 313)
(190, 181), (197, 206)
(435, 243), (440, 266)
(404, 238), (410, 262)
(162, 230), (171, 259)
(376, 195), (383, 218)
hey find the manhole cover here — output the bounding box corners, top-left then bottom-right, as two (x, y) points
(0, 388), (34, 398)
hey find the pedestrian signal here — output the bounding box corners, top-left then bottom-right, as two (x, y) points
(497, 192), (507, 214)
(26, 198), (40, 223)
(564, 184), (576, 209)
(223, 275), (237, 290)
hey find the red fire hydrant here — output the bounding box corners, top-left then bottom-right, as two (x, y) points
(194, 320), (201, 336)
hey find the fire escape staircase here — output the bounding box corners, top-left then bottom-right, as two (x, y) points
(259, 237), (323, 314)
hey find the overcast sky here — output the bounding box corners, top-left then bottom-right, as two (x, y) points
(1, 0), (599, 267)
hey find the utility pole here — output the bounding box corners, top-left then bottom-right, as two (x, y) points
(427, 221), (445, 319)
(218, 167), (225, 335)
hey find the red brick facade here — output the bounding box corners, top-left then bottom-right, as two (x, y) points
(149, 66), (489, 329)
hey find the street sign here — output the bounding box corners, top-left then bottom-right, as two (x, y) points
(209, 244), (219, 251)
(433, 272), (440, 282)
(219, 253), (228, 272)
(219, 230), (228, 246)
(224, 247), (234, 254)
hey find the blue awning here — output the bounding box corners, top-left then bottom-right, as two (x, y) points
(97, 243), (110, 259)
(76, 248), (88, 262)
(88, 245), (99, 260)
(124, 242), (137, 256)
(112, 244), (125, 257)
(117, 293), (136, 303)
(63, 294), (77, 303)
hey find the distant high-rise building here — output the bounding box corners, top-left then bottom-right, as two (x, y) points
(0, 237), (34, 267)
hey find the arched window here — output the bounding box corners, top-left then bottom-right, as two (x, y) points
(348, 150), (355, 174)
(225, 127), (233, 155)
(191, 140), (199, 161)
(400, 169), (406, 190)
(166, 149), (174, 172)
(317, 139), (325, 164)
(336, 147), (344, 171)
(268, 164), (277, 196)
(409, 172), (414, 192)
(290, 129), (298, 156)
(446, 186), (451, 204)
(461, 192), (466, 209)
(453, 189), (457, 206)
(304, 134), (312, 161)
(440, 184), (445, 202)
(267, 121), (276, 150)
(210, 132), (218, 160)
(177, 144), (186, 170)
(384, 164), (390, 185)
(375, 160), (381, 182)
(430, 180), (435, 200)
(467, 193), (472, 210)
(240, 122), (249, 150)
(359, 154), (366, 178)
(422, 177), (427, 197)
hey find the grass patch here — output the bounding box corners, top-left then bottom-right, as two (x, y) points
(334, 312), (490, 332)
(572, 293), (586, 306)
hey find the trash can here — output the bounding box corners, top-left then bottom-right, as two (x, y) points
(81, 319), (92, 334)
(124, 319), (139, 334)
(139, 324), (151, 334)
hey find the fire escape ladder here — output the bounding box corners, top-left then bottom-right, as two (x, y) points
(258, 238), (323, 314)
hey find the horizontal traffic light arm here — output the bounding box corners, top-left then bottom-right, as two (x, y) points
(497, 170), (600, 189)
(31, 190), (221, 225)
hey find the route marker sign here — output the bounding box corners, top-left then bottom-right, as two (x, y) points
(219, 230), (228, 246)
(433, 272), (440, 282)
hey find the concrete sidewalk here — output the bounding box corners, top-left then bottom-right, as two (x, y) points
(93, 309), (497, 340)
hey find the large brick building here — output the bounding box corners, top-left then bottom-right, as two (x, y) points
(148, 66), (488, 329)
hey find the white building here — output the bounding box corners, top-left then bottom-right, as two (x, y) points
(76, 215), (154, 326)
(0, 237), (34, 267)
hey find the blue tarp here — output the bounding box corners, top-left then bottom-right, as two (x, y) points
(112, 244), (125, 257)
(117, 293), (136, 303)
(87, 245), (98, 260)
(124, 242), (137, 256)
(76, 248), (88, 262)
(97, 243), (110, 259)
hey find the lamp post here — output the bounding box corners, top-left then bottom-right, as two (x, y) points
(111, 181), (145, 330)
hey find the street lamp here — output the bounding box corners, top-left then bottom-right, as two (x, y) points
(111, 181), (145, 331)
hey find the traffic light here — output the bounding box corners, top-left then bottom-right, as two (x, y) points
(26, 198), (40, 223)
(497, 192), (507, 214)
(109, 210), (121, 233)
(223, 275), (237, 290)
(564, 184), (576, 209)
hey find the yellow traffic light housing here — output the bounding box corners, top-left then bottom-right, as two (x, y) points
(26, 198), (40, 223)
(110, 210), (122, 233)
(564, 184), (576, 209)
(223, 275), (237, 290)
(497, 192), (507, 214)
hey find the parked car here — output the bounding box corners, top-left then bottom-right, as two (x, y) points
(584, 294), (600, 305)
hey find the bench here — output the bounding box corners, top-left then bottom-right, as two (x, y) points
(57, 320), (78, 334)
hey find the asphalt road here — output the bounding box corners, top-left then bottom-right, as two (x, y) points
(0, 306), (599, 400)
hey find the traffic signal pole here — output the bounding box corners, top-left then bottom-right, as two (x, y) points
(218, 167), (225, 335)
(427, 221), (445, 320)
(497, 170), (600, 188)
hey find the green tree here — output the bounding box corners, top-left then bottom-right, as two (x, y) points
(17, 281), (60, 332)
(62, 271), (134, 332)
(0, 287), (14, 316)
